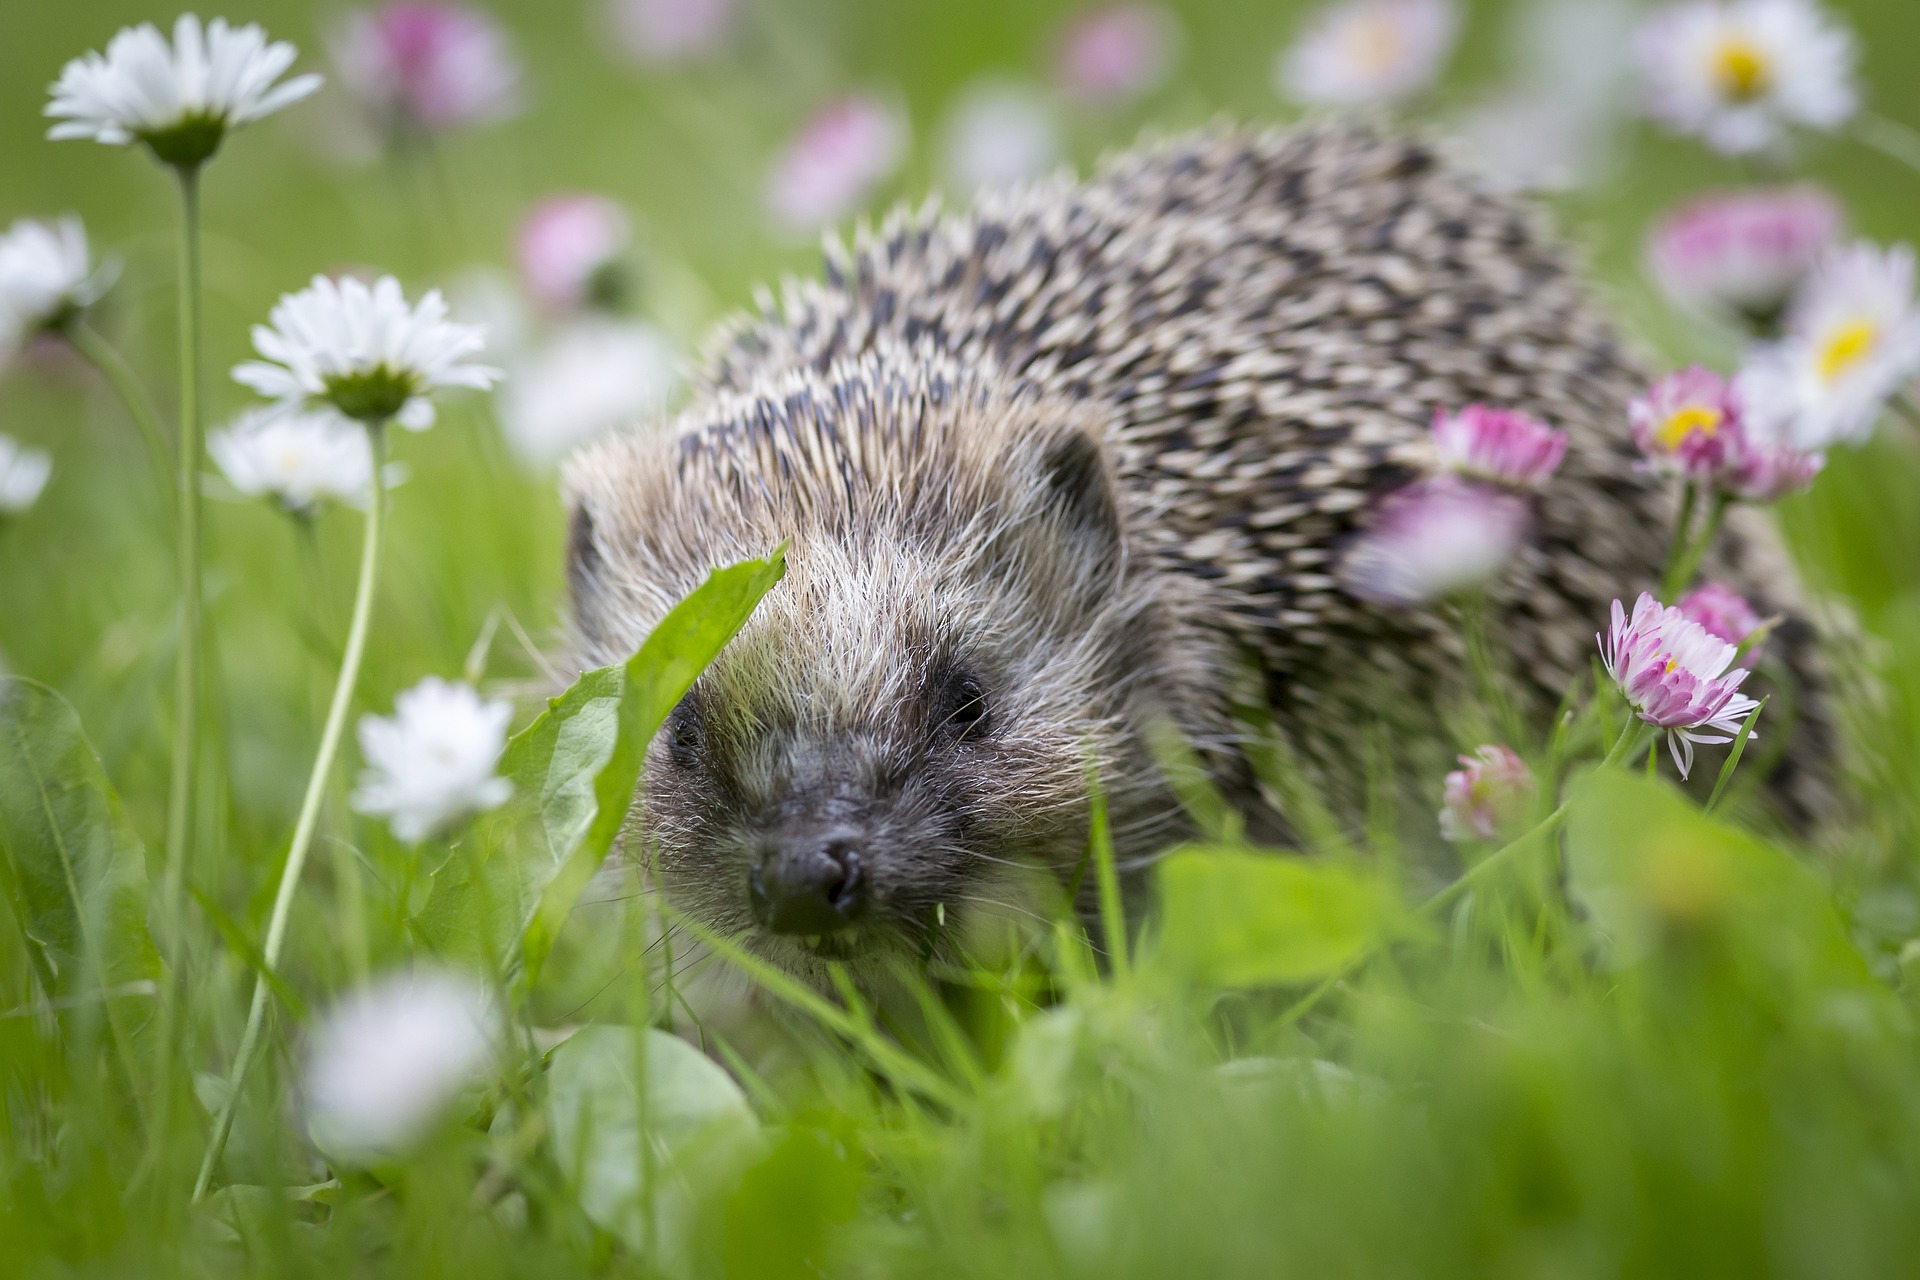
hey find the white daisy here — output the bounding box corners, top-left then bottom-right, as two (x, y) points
(46, 14), (322, 168)
(940, 80), (1065, 194)
(0, 435), (54, 516)
(1632, 0), (1855, 155)
(352, 677), (513, 843)
(498, 318), (678, 467)
(1737, 241), (1920, 450)
(0, 216), (112, 357)
(210, 406), (376, 514)
(1278, 0), (1459, 108)
(233, 275), (499, 428)
(303, 968), (501, 1163)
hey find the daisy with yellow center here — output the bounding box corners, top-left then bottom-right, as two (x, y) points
(1633, 0), (1855, 155)
(1277, 0), (1458, 108)
(1738, 242), (1920, 451)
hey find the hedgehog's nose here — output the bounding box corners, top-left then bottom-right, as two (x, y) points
(748, 829), (866, 935)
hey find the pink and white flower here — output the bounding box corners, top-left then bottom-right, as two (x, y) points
(330, 2), (522, 136)
(1676, 582), (1769, 659)
(516, 194), (631, 314)
(1630, 367), (1823, 500)
(1278, 0), (1459, 108)
(1054, 5), (1177, 107)
(1439, 744), (1533, 843)
(1722, 431), (1823, 500)
(1646, 186), (1842, 332)
(1632, 0), (1856, 155)
(1342, 478), (1530, 607)
(1431, 403), (1566, 490)
(1630, 366), (1742, 482)
(765, 96), (905, 234)
(604, 0), (738, 66)
(1737, 240), (1920, 451)
(1600, 592), (1762, 778)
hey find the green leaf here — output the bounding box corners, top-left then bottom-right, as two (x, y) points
(1565, 769), (1872, 987)
(0, 678), (160, 997)
(414, 552), (785, 984)
(545, 1025), (761, 1261)
(1156, 848), (1396, 988)
(516, 551), (785, 986)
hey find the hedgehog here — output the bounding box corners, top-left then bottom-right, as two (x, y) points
(563, 123), (1830, 984)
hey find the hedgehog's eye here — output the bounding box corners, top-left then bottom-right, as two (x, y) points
(937, 671), (991, 741)
(666, 701), (704, 768)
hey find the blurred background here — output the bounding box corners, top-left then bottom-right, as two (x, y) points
(5, 0), (1920, 912)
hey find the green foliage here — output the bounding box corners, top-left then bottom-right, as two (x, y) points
(7, 1), (1920, 1277)
(546, 1024), (762, 1262)
(0, 677), (159, 998)
(416, 551), (785, 984)
(1157, 847), (1398, 987)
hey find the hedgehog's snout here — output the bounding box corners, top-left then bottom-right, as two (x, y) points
(747, 824), (867, 935)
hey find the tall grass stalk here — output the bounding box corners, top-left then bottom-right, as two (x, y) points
(193, 426), (391, 1201)
(63, 319), (172, 501)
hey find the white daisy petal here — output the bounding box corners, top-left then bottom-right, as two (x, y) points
(1633, 0), (1856, 156)
(46, 14), (322, 165)
(210, 405), (374, 514)
(0, 216), (108, 359)
(351, 678), (514, 843)
(233, 274), (500, 426)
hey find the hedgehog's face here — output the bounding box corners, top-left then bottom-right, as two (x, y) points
(564, 374), (1218, 984)
(633, 430), (1192, 985)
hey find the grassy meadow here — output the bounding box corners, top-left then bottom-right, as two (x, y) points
(5, 0), (1920, 1275)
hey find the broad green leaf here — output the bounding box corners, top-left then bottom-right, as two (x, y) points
(1565, 769), (1871, 987)
(545, 1025), (761, 1262)
(1156, 848), (1396, 988)
(517, 551), (785, 985)
(0, 677), (159, 997)
(414, 552), (784, 983)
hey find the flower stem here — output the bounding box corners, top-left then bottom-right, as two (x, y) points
(1853, 111), (1920, 178)
(143, 166), (206, 1181)
(1279, 802), (1570, 1028)
(1662, 493), (1729, 602)
(1658, 483), (1697, 601)
(193, 425), (389, 1203)
(1599, 717), (1648, 770)
(63, 319), (173, 503)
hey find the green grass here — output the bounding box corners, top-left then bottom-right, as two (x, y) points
(6, 0), (1920, 1276)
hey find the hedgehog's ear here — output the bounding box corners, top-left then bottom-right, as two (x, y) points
(1038, 428), (1123, 579)
(565, 499), (605, 641)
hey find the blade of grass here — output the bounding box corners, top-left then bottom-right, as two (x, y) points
(1705, 696), (1768, 813)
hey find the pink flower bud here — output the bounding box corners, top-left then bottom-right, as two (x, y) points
(1431, 403), (1566, 490)
(1342, 478), (1530, 607)
(331, 2), (522, 135)
(516, 194), (631, 314)
(1440, 744), (1533, 842)
(1054, 5), (1176, 106)
(765, 96), (905, 234)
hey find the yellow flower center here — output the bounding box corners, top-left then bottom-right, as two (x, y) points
(1816, 319), (1880, 385)
(1711, 37), (1771, 103)
(1655, 405), (1723, 451)
(1343, 17), (1405, 77)
(1663, 656), (1678, 676)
